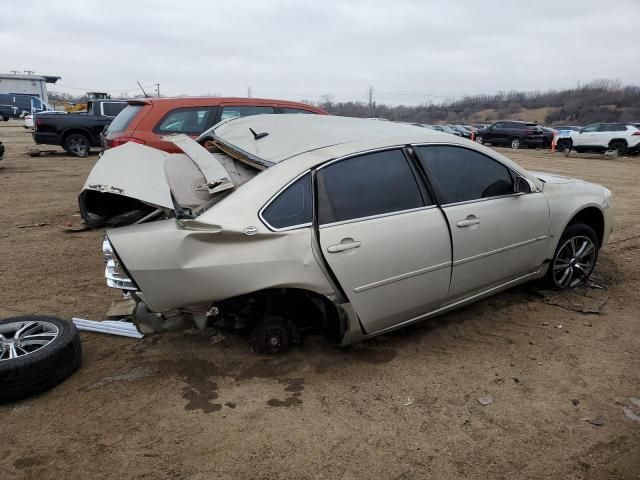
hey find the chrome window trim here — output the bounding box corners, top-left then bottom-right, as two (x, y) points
(316, 145), (432, 227)
(258, 169), (313, 232)
(318, 205), (437, 229)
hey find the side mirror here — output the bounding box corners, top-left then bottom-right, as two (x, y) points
(514, 176), (532, 194)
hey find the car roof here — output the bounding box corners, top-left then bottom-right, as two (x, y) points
(209, 114), (448, 164)
(126, 96), (326, 113)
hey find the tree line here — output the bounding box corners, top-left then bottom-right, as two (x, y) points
(314, 79), (640, 126)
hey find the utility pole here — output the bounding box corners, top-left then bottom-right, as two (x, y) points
(10, 70), (20, 74)
(24, 70), (34, 75)
(247, 86), (252, 98)
(156, 83), (160, 97)
(368, 85), (375, 117)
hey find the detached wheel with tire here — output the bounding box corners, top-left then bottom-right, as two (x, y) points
(64, 133), (91, 157)
(0, 316), (81, 403)
(510, 137), (523, 149)
(546, 224), (599, 289)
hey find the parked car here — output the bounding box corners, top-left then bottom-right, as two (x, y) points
(540, 127), (557, 148)
(33, 99), (127, 156)
(102, 97), (327, 154)
(0, 93), (50, 120)
(24, 110), (67, 129)
(475, 121), (545, 149)
(449, 125), (473, 139)
(553, 125), (582, 132)
(555, 122), (640, 155)
(98, 115), (612, 353)
(430, 125), (462, 136)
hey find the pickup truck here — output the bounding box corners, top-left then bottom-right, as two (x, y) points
(33, 99), (127, 156)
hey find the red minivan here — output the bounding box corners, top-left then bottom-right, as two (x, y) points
(103, 97), (327, 153)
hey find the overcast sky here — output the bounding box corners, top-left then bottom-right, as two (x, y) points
(3, 0), (639, 105)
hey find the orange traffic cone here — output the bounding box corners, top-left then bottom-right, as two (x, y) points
(551, 133), (557, 153)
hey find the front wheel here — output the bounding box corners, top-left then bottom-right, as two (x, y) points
(510, 137), (522, 149)
(546, 224), (599, 289)
(475, 135), (484, 145)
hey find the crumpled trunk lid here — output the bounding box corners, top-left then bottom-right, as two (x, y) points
(79, 134), (258, 228)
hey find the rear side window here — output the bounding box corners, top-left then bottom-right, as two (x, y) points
(416, 145), (513, 204)
(155, 107), (217, 134)
(281, 107), (314, 114)
(220, 105), (276, 121)
(102, 102), (126, 117)
(107, 105), (143, 133)
(261, 173), (312, 230)
(317, 149), (425, 225)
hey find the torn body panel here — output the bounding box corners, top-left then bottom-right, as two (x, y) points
(79, 135), (257, 227)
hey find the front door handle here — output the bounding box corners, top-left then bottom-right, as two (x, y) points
(327, 239), (362, 253)
(456, 215), (481, 228)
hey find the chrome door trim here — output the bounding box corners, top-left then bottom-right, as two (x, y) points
(367, 270), (541, 336)
(452, 235), (548, 267)
(354, 261), (452, 293)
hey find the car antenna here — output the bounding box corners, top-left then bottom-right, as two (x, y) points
(137, 81), (150, 98)
(249, 128), (269, 140)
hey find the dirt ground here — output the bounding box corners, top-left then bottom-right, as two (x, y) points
(1, 120), (639, 480)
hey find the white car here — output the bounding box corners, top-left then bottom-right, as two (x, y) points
(556, 122), (640, 155)
(89, 115), (613, 352)
(23, 110), (67, 130)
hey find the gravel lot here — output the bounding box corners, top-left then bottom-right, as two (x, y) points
(1, 120), (639, 480)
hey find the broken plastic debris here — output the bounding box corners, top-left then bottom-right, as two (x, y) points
(403, 397), (414, 406)
(477, 395), (493, 406)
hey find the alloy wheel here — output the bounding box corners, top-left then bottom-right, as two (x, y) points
(68, 137), (89, 156)
(552, 235), (596, 288)
(0, 320), (59, 361)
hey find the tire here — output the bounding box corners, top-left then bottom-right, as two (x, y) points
(0, 316), (81, 403)
(609, 140), (627, 156)
(545, 224), (599, 290)
(250, 316), (292, 354)
(63, 133), (91, 157)
(475, 135), (484, 145)
(2, 116), (8, 122)
(510, 137), (523, 149)
(556, 139), (572, 152)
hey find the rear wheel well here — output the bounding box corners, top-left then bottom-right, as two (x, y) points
(567, 207), (604, 247)
(608, 138), (628, 147)
(62, 129), (91, 145)
(215, 288), (346, 344)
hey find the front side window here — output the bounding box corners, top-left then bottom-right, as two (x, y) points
(317, 149), (426, 225)
(155, 108), (216, 134)
(261, 173), (312, 230)
(581, 124), (599, 133)
(220, 105), (275, 121)
(416, 146), (514, 205)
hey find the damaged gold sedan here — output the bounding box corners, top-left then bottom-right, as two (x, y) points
(99, 115), (612, 352)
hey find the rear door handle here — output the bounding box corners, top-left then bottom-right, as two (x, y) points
(327, 240), (362, 253)
(456, 215), (481, 228)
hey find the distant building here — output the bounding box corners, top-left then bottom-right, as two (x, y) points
(0, 73), (61, 105)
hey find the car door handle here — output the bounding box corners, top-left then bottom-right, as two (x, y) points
(456, 215), (481, 228)
(327, 240), (362, 253)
